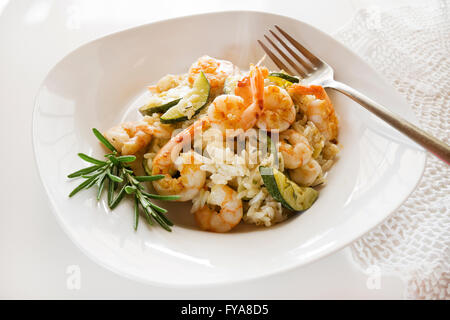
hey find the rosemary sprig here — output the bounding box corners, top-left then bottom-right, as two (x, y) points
(67, 128), (179, 231)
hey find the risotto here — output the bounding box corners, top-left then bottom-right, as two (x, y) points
(104, 55), (340, 232)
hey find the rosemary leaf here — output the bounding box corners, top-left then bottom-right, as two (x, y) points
(85, 175), (99, 189)
(156, 210), (174, 227)
(78, 153), (107, 165)
(109, 184), (127, 209)
(97, 175), (106, 200)
(135, 175), (165, 182)
(137, 194), (154, 225)
(81, 171), (102, 179)
(149, 202), (168, 214)
(134, 195), (139, 230)
(67, 165), (102, 178)
(125, 186), (137, 194)
(69, 175), (97, 197)
(138, 194), (150, 209)
(107, 171), (124, 183)
(108, 166), (120, 191)
(107, 175), (115, 206)
(142, 192), (180, 201)
(116, 155), (136, 163)
(106, 154), (120, 166)
(92, 128), (117, 152)
(142, 206), (154, 226)
(149, 208), (172, 232)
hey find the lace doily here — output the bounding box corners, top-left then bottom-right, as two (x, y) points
(335, 2), (449, 299)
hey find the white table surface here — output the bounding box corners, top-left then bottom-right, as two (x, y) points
(0, 0), (421, 299)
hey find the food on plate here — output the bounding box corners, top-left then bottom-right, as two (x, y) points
(68, 55), (340, 233)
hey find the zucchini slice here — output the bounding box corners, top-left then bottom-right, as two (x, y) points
(139, 98), (181, 116)
(259, 166), (318, 211)
(160, 72), (210, 123)
(238, 135), (279, 201)
(268, 72), (300, 84)
(142, 157), (152, 176)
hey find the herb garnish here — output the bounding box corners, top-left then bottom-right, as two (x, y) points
(67, 128), (179, 231)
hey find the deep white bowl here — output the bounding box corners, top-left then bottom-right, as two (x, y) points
(33, 11), (425, 286)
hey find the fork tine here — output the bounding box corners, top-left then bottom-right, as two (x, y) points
(257, 40), (294, 75)
(274, 25), (322, 67)
(269, 30), (314, 73)
(264, 35), (307, 78)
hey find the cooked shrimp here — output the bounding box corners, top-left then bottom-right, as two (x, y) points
(288, 85), (338, 141)
(279, 129), (312, 169)
(257, 85), (296, 131)
(207, 95), (246, 131)
(289, 159), (322, 187)
(208, 65), (264, 132)
(188, 55), (237, 96)
(151, 118), (209, 201)
(194, 185), (243, 232)
(104, 116), (173, 155)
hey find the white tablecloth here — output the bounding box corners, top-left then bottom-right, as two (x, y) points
(336, 2), (449, 299)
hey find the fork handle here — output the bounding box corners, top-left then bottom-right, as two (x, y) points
(324, 80), (450, 165)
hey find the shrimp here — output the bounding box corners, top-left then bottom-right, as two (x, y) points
(151, 118), (209, 201)
(235, 69), (294, 131)
(188, 56), (237, 96)
(104, 116), (173, 155)
(194, 185), (243, 232)
(279, 129), (312, 169)
(208, 65), (264, 132)
(207, 95), (246, 131)
(288, 84), (338, 141)
(257, 85), (296, 131)
(289, 159), (322, 187)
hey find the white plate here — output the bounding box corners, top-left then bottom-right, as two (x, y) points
(32, 11), (425, 287)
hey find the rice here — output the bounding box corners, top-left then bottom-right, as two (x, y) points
(188, 127), (286, 227)
(322, 142), (340, 160)
(146, 117), (339, 227)
(244, 189), (286, 227)
(292, 120), (325, 159)
(289, 118), (340, 187)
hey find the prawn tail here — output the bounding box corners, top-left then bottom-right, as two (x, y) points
(250, 65), (265, 113)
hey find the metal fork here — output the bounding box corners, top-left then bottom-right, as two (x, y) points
(259, 25), (450, 165)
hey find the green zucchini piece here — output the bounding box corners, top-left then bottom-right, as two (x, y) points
(268, 72), (300, 84)
(139, 98), (181, 116)
(238, 135), (279, 201)
(160, 72), (210, 123)
(142, 158), (152, 176)
(259, 166), (318, 211)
